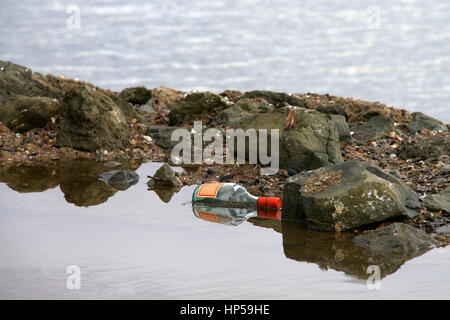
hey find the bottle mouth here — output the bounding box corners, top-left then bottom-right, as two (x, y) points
(257, 197), (282, 209)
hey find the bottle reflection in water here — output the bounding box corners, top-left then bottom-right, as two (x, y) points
(192, 205), (281, 226)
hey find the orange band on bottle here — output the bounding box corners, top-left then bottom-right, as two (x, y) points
(197, 183), (224, 198)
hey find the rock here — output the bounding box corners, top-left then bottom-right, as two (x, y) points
(0, 61), (62, 105)
(99, 170), (139, 191)
(146, 125), (180, 150)
(398, 136), (450, 160)
(240, 90), (305, 108)
(327, 114), (352, 142)
(219, 90), (244, 103)
(57, 85), (130, 152)
(282, 160), (421, 231)
(216, 98), (273, 126)
(287, 168), (297, 176)
(169, 92), (227, 125)
(240, 106), (343, 170)
(422, 187), (450, 212)
(119, 86), (152, 105)
(150, 86), (184, 110)
(0, 95), (60, 133)
(435, 224), (450, 237)
(316, 105), (347, 118)
(147, 163), (182, 188)
(350, 115), (394, 144)
(407, 112), (448, 134)
(138, 101), (156, 114)
(353, 223), (440, 257)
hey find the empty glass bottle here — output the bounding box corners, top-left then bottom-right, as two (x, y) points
(192, 183), (281, 209)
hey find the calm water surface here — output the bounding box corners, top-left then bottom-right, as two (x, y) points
(0, 0), (449, 121)
(0, 161), (449, 299)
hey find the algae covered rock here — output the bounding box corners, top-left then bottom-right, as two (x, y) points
(57, 85), (129, 152)
(169, 92), (227, 125)
(119, 86), (152, 105)
(0, 95), (60, 133)
(216, 98), (273, 126)
(282, 160), (421, 231)
(239, 106), (343, 170)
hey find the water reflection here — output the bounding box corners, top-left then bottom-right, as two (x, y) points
(192, 205), (281, 226)
(0, 161), (440, 280)
(0, 160), (140, 207)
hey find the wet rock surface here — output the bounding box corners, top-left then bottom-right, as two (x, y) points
(283, 160), (421, 231)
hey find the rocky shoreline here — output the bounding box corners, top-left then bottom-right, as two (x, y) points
(1, 60), (449, 247)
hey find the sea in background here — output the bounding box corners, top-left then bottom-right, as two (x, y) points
(0, 0), (449, 122)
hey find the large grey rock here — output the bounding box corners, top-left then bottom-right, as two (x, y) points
(422, 187), (450, 212)
(99, 170), (139, 191)
(398, 136), (450, 160)
(350, 115), (394, 143)
(0, 95), (60, 132)
(216, 98), (273, 126)
(147, 163), (182, 188)
(407, 112), (448, 134)
(282, 160), (421, 231)
(57, 85), (130, 152)
(353, 223), (440, 257)
(240, 106), (343, 170)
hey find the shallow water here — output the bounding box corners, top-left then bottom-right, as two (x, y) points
(1, 0), (449, 122)
(0, 161), (449, 299)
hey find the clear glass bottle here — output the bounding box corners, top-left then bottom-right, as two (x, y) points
(192, 183), (281, 209)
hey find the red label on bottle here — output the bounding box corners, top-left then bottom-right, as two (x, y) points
(197, 183), (224, 198)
